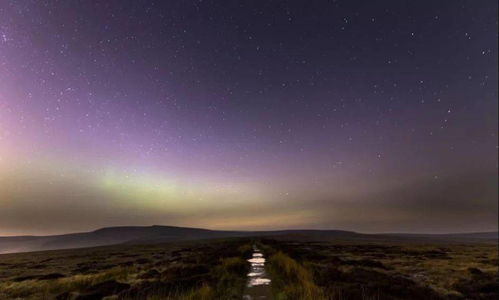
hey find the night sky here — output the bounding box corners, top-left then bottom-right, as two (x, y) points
(0, 1), (497, 235)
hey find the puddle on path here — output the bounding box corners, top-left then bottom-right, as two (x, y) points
(242, 245), (273, 300)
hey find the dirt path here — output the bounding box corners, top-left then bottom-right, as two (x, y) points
(242, 245), (273, 300)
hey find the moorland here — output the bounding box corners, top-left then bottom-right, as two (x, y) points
(0, 230), (497, 299)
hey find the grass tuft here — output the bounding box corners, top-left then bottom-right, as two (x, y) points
(0, 266), (135, 299)
(267, 251), (324, 300)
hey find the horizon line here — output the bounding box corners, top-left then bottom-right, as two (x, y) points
(1, 224), (497, 238)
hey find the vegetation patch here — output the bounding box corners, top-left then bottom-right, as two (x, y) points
(1, 238), (497, 299)
(0, 240), (253, 300)
(267, 251), (324, 299)
(262, 239), (498, 299)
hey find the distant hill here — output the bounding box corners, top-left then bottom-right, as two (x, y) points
(0, 225), (241, 254)
(384, 231), (499, 242)
(0, 225), (496, 254)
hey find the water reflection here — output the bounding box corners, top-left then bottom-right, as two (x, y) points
(243, 245), (273, 299)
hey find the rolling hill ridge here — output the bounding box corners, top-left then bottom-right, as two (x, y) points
(0, 225), (496, 254)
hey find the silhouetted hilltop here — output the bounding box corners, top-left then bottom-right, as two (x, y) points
(0, 225), (496, 254)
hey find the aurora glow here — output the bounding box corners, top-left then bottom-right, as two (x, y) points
(0, 1), (497, 236)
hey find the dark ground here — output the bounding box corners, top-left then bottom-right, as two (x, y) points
(0, 237), (497, 299)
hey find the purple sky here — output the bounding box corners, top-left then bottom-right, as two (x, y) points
(0, 0), (497, 235)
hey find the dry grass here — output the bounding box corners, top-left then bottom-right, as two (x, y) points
(127, 284), (214, 300)
(0, 239), (254, 300)
(1, 238), (496, 299)
(0, 266), (135, 299)
(267, 251), (324, 300)
(212, 256), (249, 299)
(263, 239), (498, 299)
